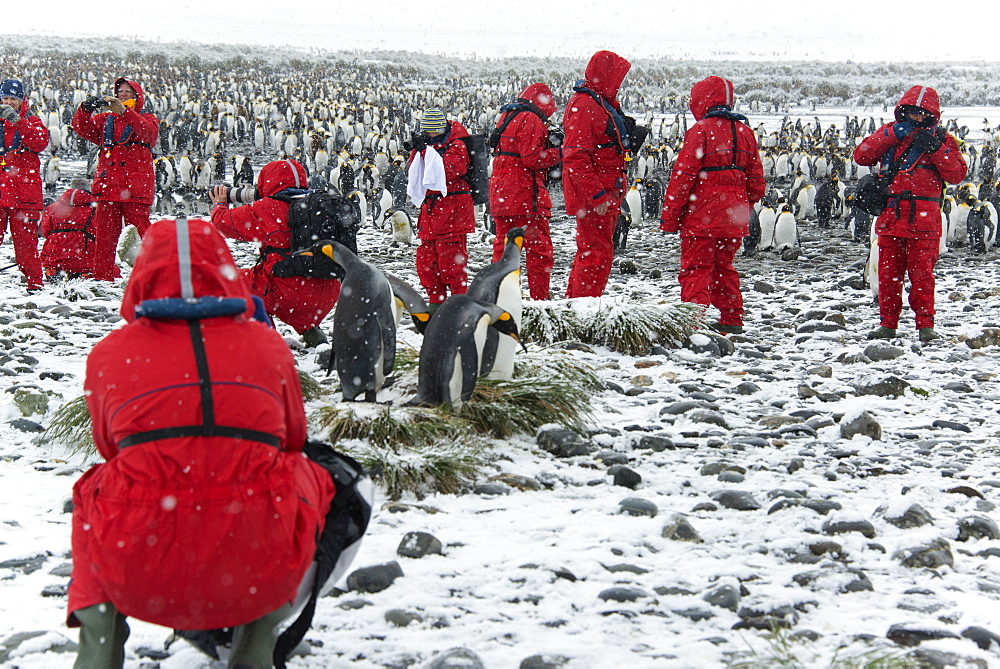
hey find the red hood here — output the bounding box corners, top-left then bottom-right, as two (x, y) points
(120, 218), (252, 322)
(689, 76), (736, 121)
(59, 188), (95, 207)
(519, 83), (557, 118)
(895, 85), (941, 123)
(115, 77), (147, 113)
(582, 50), (630, 105)
(257, 158), (308, 197)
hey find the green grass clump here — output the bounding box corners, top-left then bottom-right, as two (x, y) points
(520, 302), (586, 344)
(462, 375), (593, 437)
(342, 439), (485, 500)
(44, 396), (96, 458)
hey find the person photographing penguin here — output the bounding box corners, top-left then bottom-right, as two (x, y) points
(71, 77), (158, 282)
(0, 78), (48, 293)
(406, 108), (476, 305)
(854, 86), (967, 342)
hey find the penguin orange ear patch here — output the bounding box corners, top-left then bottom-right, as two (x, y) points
(498, 312), (511, 321)
(321, 244), (335, 260)
(415, 313), (430, 322)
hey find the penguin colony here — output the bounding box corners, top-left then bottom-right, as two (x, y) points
(10, 43), (1000, 347)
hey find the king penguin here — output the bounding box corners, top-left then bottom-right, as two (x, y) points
(408, 295), (523, 409)
(466, 227), (524, 380)
(773, 204), (799, 252)
(758, 204), (777, 251)
(298, 240), (395, 402)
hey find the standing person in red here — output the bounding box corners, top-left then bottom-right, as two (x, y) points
(71, 77), (158, 281)
(659, 76), (766, 334)
(68, 217), (335, 668)
(407, 109), (476, 305)
(0, 78), (47, 293)
(563, 50), (632, 298)
(488, 83), (562, 300)
(854, 85), (967, 342)
(40, 178), (97, 279)
(210, 158), (339, 346)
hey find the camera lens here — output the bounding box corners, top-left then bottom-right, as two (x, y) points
(227, 186), (260, 205)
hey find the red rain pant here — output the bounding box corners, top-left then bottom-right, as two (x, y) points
(492, 214), (553, 301)
(877, 235), (938, 330)
(679, 236), (744, 326)
(417, 234), (469, 304)
(91, 201), (151, 281)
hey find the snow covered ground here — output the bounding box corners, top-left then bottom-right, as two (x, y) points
(3, 109), (1000, 669)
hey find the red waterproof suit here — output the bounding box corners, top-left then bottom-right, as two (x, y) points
(660, 76), (766, 327)
(411, 120), (476, 303)
(0, 94), (48, 290)
(853, 86), (967, 330)
(40, 187), (96, 276)
(72, 77), (158, 281)
(211, 158), (341, 333)
(69, 217), (334, 631)
(488, 83), (561, 300)
(563, 50), (631, 298)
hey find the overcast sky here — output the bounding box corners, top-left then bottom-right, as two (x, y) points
(13, 1), (1000, 62)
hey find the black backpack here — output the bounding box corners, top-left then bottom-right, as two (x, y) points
(266, 190), (361, 280)
(458, 134), (490, 206)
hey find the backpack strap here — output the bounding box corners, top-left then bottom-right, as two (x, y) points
(701, 119), (746, 173)
(118, 320), (281, 450)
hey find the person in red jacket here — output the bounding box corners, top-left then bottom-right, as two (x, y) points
(71, 77), (158, 282)
(563, 50), (632, 298)
(854, 86), (967, 341)
(0, 78), (48, 292)
(69, 217), (335, 668)
(210, 158), (340, 345)
(407, 109), (476, 304)
(488, 83), (562, 300)
(40, 178), (96, 279)
(660, 76), (766, 334)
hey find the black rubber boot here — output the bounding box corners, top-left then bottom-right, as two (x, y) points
(301, 327), (328, 348)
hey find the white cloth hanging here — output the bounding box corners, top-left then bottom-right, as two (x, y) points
(406, 147), (447, 207)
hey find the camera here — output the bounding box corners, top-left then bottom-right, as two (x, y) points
(402, 133), (428, 153)
(546, 128), (564, 148)
(227, 186), (260, 205)
(82, 96), (110, 113)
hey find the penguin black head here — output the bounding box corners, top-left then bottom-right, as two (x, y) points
(491, 311), (527, 352)
(506, 227), (525, 251)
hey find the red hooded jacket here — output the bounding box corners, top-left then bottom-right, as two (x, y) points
(40, 188), (96, 273)
(853, 86), (967, 239)
(660, 76), (766, 237)
(488, 83), (561, 217)
(72, 77), (158, 205)
(211, 158), (341, 333)
(562, 51), (631, 218)
(70, 217), (334, 630)
(0, 94), (49, 210)
(410, 120), (476, 239)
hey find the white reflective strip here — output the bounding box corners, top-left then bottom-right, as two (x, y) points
(915, 87), (928, 108)
(175, 218), (194, 299)
(284, 159), (301, 188)
(725, 79), (733, 107)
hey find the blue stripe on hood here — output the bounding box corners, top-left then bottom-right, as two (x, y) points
(134, 297), (248, 320)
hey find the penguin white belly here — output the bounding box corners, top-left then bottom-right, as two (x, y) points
(486, 272), (522, 381)
(864, 233), (879, 298)
(939, 213), (949, 254)
(773, 213), (797, 251)
(758, 209), (776, 250)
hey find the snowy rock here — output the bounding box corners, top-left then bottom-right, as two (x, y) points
(597, 586), (650, 603)
(346, 561), (404, 593)
(397, 532), (443, 559)
(957, 515), (1000, 541)
(536, 429), (589, 458)
(687, 410), (729, 429)
(7, 418), (43, 433)
(0, 554), (47, 575)
(608, 465), (641, 489)
(636, 435), (674, 452)
(593, 450), (629, 465)
(660, 400), (716, 415)
(822, 519), (876, 539)
(618, 497), (657, 518)
(961, 626), (1000, 651)
(932, 419), (971, 433)
(661, 514), (703, 543)
(885, 624), (960, 647)
(840, 411), (882, 440)
(863, 342), (905, 361)
(426, 647), (486, 669)
(854, 375), (910, 397)
(895, 538), (954, 569)
(882, 504), (934, 529)
(385, 609), (423, 627)
(709, 490), (760, 511)
(701, 582), (741, 611)
(735, 381), (760, 395)
(519, 654), (571, 669)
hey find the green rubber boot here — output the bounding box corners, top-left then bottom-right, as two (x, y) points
(919, 327), (941, 342)
(228, 603), (292, 669)
(867, 326), (897, 340)
(73, 602), (129, 669)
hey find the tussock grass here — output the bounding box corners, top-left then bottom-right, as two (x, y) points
(522, 298), (704, 354)
(297, 369), (329, 401)
(50, 279), (123, 303)
(728, 625), (925, 669)
(462, 375), (593, 437)
(342, 439), (485, 500)
(44, 396), (96, 458)
(312, 404), (473, 450)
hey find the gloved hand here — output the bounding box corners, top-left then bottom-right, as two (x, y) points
(546, 129), (564, 147)
(893, 121), (916, 140)
(659, 218), (679, 234)
(0, 105), (17, 122)
(911, 128), (943, 154)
